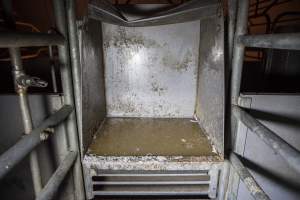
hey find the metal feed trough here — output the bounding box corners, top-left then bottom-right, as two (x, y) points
(80, 0), (225, 199)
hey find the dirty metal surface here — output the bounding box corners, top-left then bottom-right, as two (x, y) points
(88, 118), (217, 156)
(81, 19), (106, 154)
(195, 14), (225, 156)
(84, 155), (222, 171)
(103, 21), (200, 117)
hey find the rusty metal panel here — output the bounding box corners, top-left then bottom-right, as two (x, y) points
(80, 18), (106, 154)
(195, 14), (225, 156)
(103, 21), (200, 118)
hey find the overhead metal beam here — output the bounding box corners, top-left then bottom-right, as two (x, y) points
(88, 0), (219, 27)
(0, 32), (65, 47)
(233, 105), (300, 175)
(36, 151), (77, 200)
(239, 33), (300, 50)
(230, 153), (270, 200)
(0, 105), (73, 179)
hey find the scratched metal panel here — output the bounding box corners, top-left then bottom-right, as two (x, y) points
(103, 21), (200, 117)
(81, 18), (106, 154)
(195, 14), (225, 156)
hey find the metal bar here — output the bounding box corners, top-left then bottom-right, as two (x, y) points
(239, 33), (300, 50)
(36, 151), (77, 200)
(228, 0), (238, 66)
(9, 47), (43, 195)
(52, 0), (85, 199)
(92, 191), (209, 196)
(95, 173), (208, 177)
(230, 153), (270, 200)
(48, 45), (58, 93)
(0, 105), (73, 180)
(92, 181), (210, 185)
(230, 0), (249, 105)
(232, 105), (300, 174)
(66, 0), (82, 156)
(0, 32), (65, 47)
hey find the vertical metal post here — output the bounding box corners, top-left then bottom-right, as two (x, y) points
(228, 0), (238, 66)
(66, 0), (82, 156)
(230, 0), (249, 105)
(9, 48), (43, 195)
(49, 45), (58, 93)
(229, 1), (250, 198)
(52, 0), (85, 199)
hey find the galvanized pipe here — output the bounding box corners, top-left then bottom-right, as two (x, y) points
(228, 0), (238, 66)
(9, 47), (43, 195)
(230, 0), (249, 105)
(230, 153), (270, 200)
(0, 32), (65, 47)
(36, 151), (77, 200)
(233, 105), (300, 174)
(66, 0), (82, 155)
(239, 33), (300, 50)
(0, 105), (73, 180)
(52, 0), (85, 199)
(48, 45), (58, 93)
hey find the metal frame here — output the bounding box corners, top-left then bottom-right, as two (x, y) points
(36, 151), (78, 200)
(229, 0), (300, 199)
(0, 0), (84, 199)
(0, 105), (73, 179)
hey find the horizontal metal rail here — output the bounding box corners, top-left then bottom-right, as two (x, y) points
(92, 191), (208, 197)
(0, 32), (65, 47)
(95, 172), (208, 177)
(93, 181), (210, 185)
(230, 153), (270, 200)
(239, 33), (300, 50)
(232, 105), (300, 174)
(36, 151), (77, 200)
(0, 105), (73, 179)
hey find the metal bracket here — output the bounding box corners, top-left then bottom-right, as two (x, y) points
(238, 96), (252, 108)
(16, 75), (48, 88)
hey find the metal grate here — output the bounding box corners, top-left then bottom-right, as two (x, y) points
(90, 170), (219, 199)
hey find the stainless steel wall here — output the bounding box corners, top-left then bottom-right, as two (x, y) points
(103, 21), (200, 118)
(80, 18), (106, 154)
(195, 14), (225, 156)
